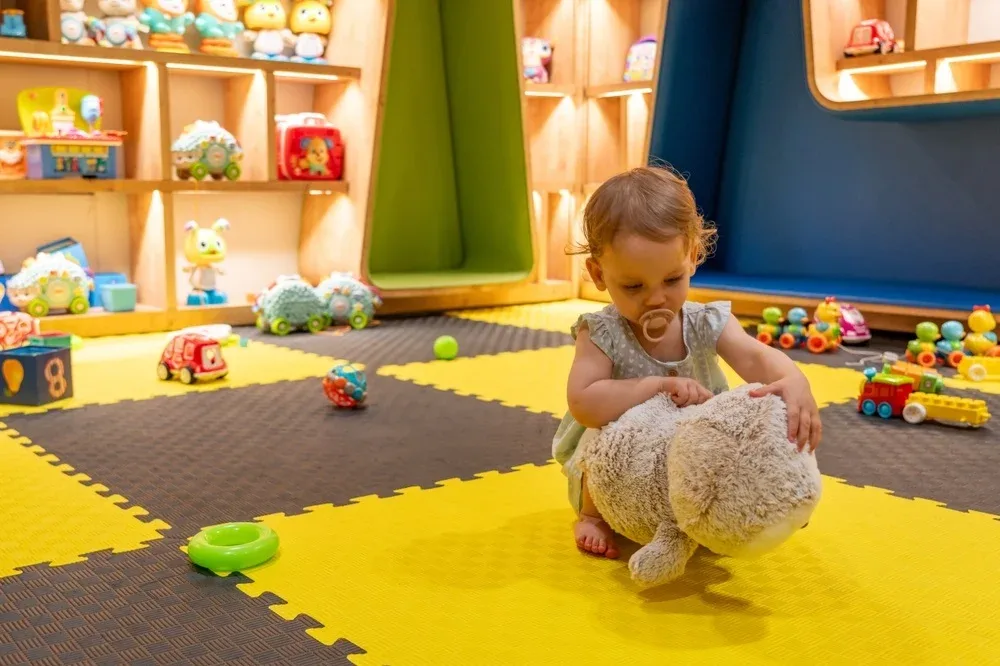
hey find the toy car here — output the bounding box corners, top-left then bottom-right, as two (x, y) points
(157, 332), (228, 384)
(858, 364), (989, 428)
(958, 355), (1000, 383)
(838, 302), (871, 344)
(844, 19), (899, 57)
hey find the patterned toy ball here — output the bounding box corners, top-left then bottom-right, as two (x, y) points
(323, 363), (367, 408)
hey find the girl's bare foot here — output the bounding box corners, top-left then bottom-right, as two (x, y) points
(574, 514), (619, 558)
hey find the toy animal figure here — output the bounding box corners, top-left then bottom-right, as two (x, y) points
(253, 275), (329, 335)
(0, 311), (39, 351)
(193, 0), (244, 56)
(140, 0), (194, 53)
(521, 37), (553, 83)
(965, 305), (999, 357)
(286, 0), (332, 64)
(182, 218), (230, 306)
(91, 0), (145, 48)
(579, 384), (821, 588)
(60, 0), (96, 45)
(171, 120), (243, 180)
(936, 320), (968, 368)
(315, 272), (382, 329)
(623, 35), (656, 82)
(6, 252), (92, 318)
(242, 0), (289, 60)
(1, 9), (27, 37)
(0, 139), (25, 180)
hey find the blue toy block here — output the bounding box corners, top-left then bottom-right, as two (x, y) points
(37, 237), (90, 270)
(100, 283), (137, 312)
(23, 140), (121, 180)
(0, 346), (73, 406)
(90, 272), (128, 307)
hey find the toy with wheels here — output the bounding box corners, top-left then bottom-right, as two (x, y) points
(965, 305), (999, 357)
(6, 252), (91, 317)
(935, 320), (968, 368)
(323, 363), (367, 408)
(905, 321), (941, 368)
(253, 275), (329, 335)
(804, 297), (842, 353)
(958, 355), (1000, 383)
(157, 332), (228, 384)
(171, 120), (243, 181)
(858, 364), (989, 428)
(837, 300), (871, 344)
(755, 307), (783, 346)
(315, 272), (382, 330)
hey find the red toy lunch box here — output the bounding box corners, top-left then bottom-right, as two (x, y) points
(275, 112), (344, 181)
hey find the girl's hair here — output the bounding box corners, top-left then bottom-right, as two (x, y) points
(569, 165), (716, 264)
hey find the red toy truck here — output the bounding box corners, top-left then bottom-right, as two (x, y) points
(156, 332), (228, 385)
(844, 19), (900, 57)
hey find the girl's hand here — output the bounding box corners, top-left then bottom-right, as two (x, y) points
(660, 377), (713, 408)
(749, 376), (822, 451)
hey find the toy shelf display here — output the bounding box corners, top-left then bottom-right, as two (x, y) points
(518, 0), (666, 294)
(805, 0), (1000, 119)
(0, 0), (387, 337)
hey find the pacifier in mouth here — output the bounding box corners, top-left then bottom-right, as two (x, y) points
(638, 308), (675, 343)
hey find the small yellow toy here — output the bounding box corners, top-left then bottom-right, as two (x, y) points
(964, 305), (998, 357)
(183, 218), (230, 306)
(243, 0), (289, 60)
(958, 355), (1000, 383)
(287, 0), (332, 64)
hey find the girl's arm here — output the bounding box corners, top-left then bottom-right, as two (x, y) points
(715, 315), (823, 450)
(567, 328), (706, 429)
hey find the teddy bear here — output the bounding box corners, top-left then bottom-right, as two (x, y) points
(577, 383), (822, 588)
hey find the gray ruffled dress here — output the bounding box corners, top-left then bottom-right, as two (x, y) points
(552, 301), (733, 513)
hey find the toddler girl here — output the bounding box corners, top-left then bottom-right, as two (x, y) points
(553, 166), (822, 559)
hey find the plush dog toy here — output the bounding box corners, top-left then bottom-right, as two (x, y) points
(578, 383), (822, 587)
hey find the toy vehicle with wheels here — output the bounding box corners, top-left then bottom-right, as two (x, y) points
(888, 361), (943, 393)
(6, 251), (91, 317)
(858, 364), (989, 427)
(844, 19), (899, 57)
(157, 332), (228, 384)
(171, 120), (243, 181)
(957, 355), (1000, 383)
(838, 301), (871, 344)
(906, 321), (943, 368)
(803, 297), (842, 353)
(776, 307), (809, 349)
(755, 307), (783, 345)
(253, 275), (329, 335)
(934, 320), (968, 367)
(964, 305), (998, 357)
(315, 272), (382, 330)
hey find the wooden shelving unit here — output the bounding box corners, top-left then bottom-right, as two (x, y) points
(517, 0), (666, 293)
(805, 0), (1000, 117)
(0, 1), (388, 337)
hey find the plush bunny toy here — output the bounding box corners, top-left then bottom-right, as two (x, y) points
(578, 383), (823, 588)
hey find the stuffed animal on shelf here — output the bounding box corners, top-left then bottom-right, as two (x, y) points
(193, 0), (244, 56)
(0, 138), (25, 180)
(623, 35), (657, 82)
(182, 218), (230, 306)
(578, 383), (822, 588)
(59, 0), (96, 45)
(242, 0), (289, 60)
(91, 0), (146, 48)
(521, 36), (553, 83)
(139, 0), (195, 53)
(286, 0), (332, 64)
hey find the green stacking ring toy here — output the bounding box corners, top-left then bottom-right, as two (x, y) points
(187, 522), (279, 572)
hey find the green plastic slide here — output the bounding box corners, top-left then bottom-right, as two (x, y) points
(366, 0), (535, 291)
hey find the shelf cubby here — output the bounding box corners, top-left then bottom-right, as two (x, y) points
(0, 0), (384, 336)
(805, 0), (1000, 119)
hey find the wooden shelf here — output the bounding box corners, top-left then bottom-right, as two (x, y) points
(0, 180), (349, 195)
(36, 304), (165, 337)
(805, 0), (1000, 118)
(524, 83), (577, 98)
(585, 80), (655, 98)
(0, 37), (360, 81)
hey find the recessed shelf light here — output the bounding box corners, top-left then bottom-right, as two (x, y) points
(274, 70), (342, 82)
(839, 60), (926, 75)
(165, 62), (257, 75)
(0, 50), (139, 67)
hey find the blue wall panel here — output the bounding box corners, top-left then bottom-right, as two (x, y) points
(650, 0), (1000, 295)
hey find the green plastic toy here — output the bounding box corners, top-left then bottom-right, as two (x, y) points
(434, 335), (459, 360)
(187, 522), (279, 573)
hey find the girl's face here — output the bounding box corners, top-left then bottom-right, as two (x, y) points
(586, 233), (695, 325)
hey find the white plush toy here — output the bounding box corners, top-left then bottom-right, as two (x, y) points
(578, 383), (822, 588)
